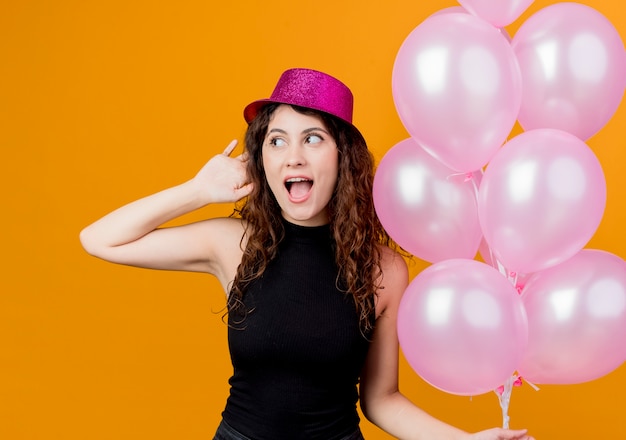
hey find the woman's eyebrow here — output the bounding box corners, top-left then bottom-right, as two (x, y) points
(267, 127), (329, 135)
(302, 127), (329, 135)
(267, 128), (288, 135)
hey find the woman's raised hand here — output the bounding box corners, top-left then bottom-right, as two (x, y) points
(192, 140), (254, 205)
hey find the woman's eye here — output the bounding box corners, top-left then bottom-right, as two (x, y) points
(306, 134), (322, 144)
(269, 137), (286, 147)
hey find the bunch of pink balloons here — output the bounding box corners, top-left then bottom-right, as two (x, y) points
(376, 0), (626, 396)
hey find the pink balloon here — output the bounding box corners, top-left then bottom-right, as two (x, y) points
(398, 259), (528, 395)
(478, 129), (606, 274)
(430, 5), (512, 41)
(458, 0), (534, 27)
(519, 250), (626, 384)
(392, 13), (522, 172)
(511, 3), (626, 140)
(373, 138), (482, 263)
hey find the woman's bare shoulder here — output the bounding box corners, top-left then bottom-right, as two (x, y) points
(375, 245), (409, 316)
(182, 216), (247, 290)
(200, 216), (247, 237)
(192, 216), (248, 260)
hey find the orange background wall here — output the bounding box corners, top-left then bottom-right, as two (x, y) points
(1, 1), (625, 438)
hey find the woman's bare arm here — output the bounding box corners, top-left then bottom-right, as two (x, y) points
(79, 140), (252, 278)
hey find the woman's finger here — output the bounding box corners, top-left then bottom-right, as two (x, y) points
(222, 139), (238, 156)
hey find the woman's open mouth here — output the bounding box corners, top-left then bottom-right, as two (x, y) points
(285, 177), (313, 200)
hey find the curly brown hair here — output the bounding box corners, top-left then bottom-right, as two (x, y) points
(230, 103), (392, 334)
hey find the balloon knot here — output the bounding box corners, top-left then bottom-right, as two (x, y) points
(495, 375), (523, 395)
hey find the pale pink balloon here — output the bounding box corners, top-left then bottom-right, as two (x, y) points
(398, 259), (528, 395)
(373, 138), (482, 263)
(519, 250), (626, 384)
(478, 129), (606, 274)
(392, 13), (522, 172)
(430, 5), (512, 41)
(511, 3), (626, 140)
(458, 0), (534, 27)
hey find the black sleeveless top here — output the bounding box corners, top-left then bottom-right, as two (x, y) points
(222, 221), (372, 439)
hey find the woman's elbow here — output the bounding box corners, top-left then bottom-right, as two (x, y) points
(79, 226), (106, 258)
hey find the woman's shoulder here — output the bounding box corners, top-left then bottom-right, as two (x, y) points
(191, 216), (247, 288)
(202, 215), (246, 233)
(194, 216), (248, 250)
(375, 245), (409, 315)
(378, 244), (409, 279)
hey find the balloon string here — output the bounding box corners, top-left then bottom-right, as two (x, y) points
(495, 375), (515, 429)
(488, 250), (521, 291)
(492, 252), (519, 287)
(494, 375), (540, 429)
(524, 378), (540, 392)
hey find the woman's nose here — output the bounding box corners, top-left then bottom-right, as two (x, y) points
(286, 146), (305, 167)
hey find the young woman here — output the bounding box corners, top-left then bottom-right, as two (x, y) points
(80, 68), (534, 440)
